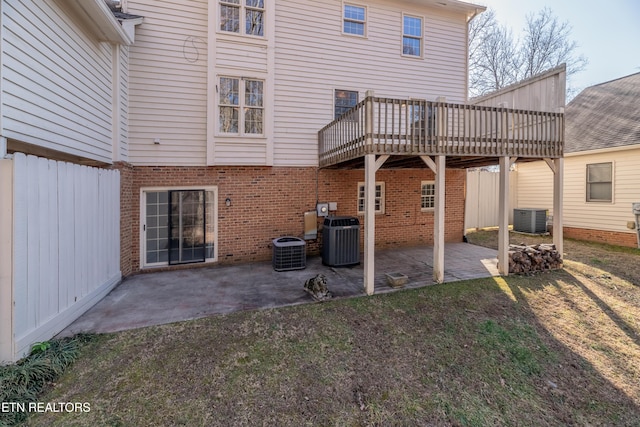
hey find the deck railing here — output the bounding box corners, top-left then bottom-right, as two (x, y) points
(318, 96), (564, 167)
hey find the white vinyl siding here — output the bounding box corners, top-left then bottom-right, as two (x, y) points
(127, 0), (209, 166)
(1, 0), (115, 163)
(517, 148), (640, 235)
(118, 45), (130, 161)
(273, 0), (468, 166)
(125, 0), (468, 167)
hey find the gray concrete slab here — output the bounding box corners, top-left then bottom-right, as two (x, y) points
(59, 243), (498, 336)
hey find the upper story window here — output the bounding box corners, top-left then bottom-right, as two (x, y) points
(402, 14), (423, 57)
(586, 162), (613, 202)
(219, 77), (264, 135)
(220, 0), (265, 36)
(335, 89), (358, 119)
(343, 4), (366, 36)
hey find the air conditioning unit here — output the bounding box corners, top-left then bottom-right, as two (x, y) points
(513, 209), (547, 234)
(272, 237), (306, 271)
(322, 216), (360, 266)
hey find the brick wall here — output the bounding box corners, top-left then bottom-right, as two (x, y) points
(119, 165), (466, 275)
(319, 168), (465, 249)
(563, 226), (638, 248)
(113, 162), (135, 276)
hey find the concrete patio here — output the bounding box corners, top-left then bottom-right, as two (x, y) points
(59, 243), (499, 337)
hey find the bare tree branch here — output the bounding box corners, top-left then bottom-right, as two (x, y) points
(468, 7), (588, 98)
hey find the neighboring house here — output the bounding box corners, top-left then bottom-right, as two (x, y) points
(516, 72), (640, 248)
(0, 0), (565, 362)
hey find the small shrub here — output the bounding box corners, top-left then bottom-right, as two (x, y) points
(0, 334), (95, 426)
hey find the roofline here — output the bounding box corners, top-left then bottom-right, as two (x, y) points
(62, 0), (134, 45)
(402, 0), (486, 19)
(565, 142), (640, 156)
(583, 71), (640, 91)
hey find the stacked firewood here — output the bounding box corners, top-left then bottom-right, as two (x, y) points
(508, 243), (562, 274)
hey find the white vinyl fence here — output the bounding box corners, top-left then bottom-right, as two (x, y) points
(465, 169), (517, 230)
(1, 153), (120, 362)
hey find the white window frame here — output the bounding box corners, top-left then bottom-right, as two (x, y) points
(402, 13), (423, 58)
(586, 162), (614, 203)
(334, 89), (359, 119)
(218, 76), (265, 136)
(219, 0), (265, 37)
(357, 182), (385, 214)
(421, 181), (435, 211)
(342, 3), (367, 37)
(140, 186), (218, 269)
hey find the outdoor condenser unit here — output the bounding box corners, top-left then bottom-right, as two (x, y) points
(513, 208), (547, 234)
(322, 216), (360, 267)
(272, 237), (306, 271)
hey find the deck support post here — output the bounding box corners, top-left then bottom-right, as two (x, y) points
(364, 154), (376, 295)
(498, 156), (510, 275)
(433, 155), (446, 283)
(363, 154), (388, 295)
(552, 158), (564, 256)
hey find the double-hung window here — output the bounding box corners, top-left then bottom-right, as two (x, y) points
(343, 4), (366, 36)
(586, 162), (613, 202)
(421, 181), (435, 210)
(219, 77), (264, 135)
(402, 14), (423, 57)
(335, 89), (359, 119)
(220, 0), (265, 36)
(358, 182), (385, 214)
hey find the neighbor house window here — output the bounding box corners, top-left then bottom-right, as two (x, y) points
(421, 181), (435, 210)
(357, 182), (385, 214)
(335, 89), (358, 119)
(402, 14), (423, 57)
(220, 0), (264, 36)
(219, 77), (264, 135)
(586, 162), (612, 202)
(343, 4), (366, 36)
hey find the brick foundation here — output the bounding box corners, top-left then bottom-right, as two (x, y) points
(118, 164), (466, 275)
(563, 226), (638, 248)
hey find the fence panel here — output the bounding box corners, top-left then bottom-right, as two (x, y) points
(12, 153), (120, 359)
(465, 169), (517, 230)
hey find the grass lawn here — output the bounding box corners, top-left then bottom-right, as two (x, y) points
(24, 231), (640, 426)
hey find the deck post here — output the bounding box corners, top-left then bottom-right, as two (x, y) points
(553, 157), (564, 256)
(433, 155), (445, 283)
(364, 153), (376, 295)
(498, 156), (510, 275)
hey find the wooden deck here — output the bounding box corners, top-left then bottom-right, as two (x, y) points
(318, 96), (564, 168)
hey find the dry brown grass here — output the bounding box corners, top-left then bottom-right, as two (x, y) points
(24, 232), (640, 426)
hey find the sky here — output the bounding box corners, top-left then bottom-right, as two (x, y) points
(475, 0), (640, 95)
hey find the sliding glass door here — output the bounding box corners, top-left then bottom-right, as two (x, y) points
(143, 188), (216, 267)
(169, 190), (205, 264)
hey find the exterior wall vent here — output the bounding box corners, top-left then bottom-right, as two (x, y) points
(513, 209), (547, 234)
(322, 216), (360, 266)
(272, 237), (306, 271)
